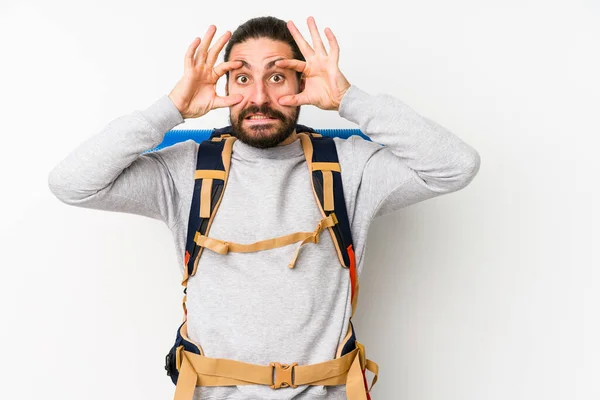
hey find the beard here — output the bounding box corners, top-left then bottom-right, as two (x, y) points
(229, 103), (300, 149)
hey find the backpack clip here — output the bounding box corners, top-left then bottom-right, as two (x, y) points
(270, 362), (298, 389)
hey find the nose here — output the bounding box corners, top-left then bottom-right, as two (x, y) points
(247, 80), (270, 105)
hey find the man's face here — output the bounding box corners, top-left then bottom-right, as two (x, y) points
(226, 38), (302, 149)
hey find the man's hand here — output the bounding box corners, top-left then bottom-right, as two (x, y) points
(169, 26), (243, 119)
(275, 17), (351, 111)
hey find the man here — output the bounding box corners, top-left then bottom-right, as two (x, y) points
(48, 15), (480, 400)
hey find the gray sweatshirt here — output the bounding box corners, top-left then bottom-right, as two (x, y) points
(48, 85), (480, 400)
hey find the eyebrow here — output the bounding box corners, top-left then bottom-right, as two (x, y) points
(234, 57), (285, 71)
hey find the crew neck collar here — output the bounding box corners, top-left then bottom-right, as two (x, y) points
(231, 133), (305, 160)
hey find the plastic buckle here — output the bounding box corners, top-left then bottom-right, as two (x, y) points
(270, 362), (298, 389)
(165, 351), (175, 377)
(165, 345), (184, 377)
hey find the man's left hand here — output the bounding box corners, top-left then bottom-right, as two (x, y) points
(276, 17), (351, 111)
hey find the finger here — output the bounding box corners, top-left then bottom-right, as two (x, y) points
(324, 27), (340, 63)
(278, 93), (309, 107)
(213, 94), (243, 109)
(274, 59), (306, 73)
(196, 25), (217, 65)
(214, 60), (243, 78)
(206, 30), (231, 66)
(307, 16), (327, 55)
(185, 37), (201, 70)
(286, 20), (314, 57)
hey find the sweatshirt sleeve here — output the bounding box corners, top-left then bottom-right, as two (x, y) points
(339, 85), (481, 220)
(47, 95), (189, 228)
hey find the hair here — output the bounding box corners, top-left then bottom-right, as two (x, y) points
(223, 16), (305, 83)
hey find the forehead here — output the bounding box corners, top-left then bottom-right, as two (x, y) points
(229, 38), (294, 67)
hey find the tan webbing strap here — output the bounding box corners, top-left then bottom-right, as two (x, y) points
(181, 267), (189, 288)
(194, 170), (227, 219)
(293, 349), (357, 385)
(172, 345), (378, 400)
(200, 179), (212, 218)
(181, 294), (187, 320)
(311, 163), (339, 212)
(210, 134), (232, 142)
(312, 162), (341, 172)
(336, 324), (354, 359)
(298, 133), (348, 268)
(333, 325), (379, 394)
(322, 171), (334, 211)
(194, 214), (337, 269)
(365, 359), (379, 392)
(356, 341), (379, 393)
(173, 348), (361, 399)
(173, 353), (198, 400)
(194, 170), (227, 180)
(346, 351), (367, 400)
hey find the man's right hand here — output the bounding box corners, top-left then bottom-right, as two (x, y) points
(168, 25), (243, 119)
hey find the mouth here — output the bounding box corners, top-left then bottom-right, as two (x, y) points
(244, 113), (279, 124)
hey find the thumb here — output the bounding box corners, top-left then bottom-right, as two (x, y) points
(278, 94), (301, 107)
(213, 94), (243, 109)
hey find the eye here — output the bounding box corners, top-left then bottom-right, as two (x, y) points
(269, 74), (285, 83)
(235, 75), (249, 84)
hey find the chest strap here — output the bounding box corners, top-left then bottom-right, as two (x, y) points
(194, 213), (338, 269)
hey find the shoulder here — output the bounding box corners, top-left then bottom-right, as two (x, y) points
(151, 138), (198, 165)
(148, 138), (199, 192)
(333, 135), (384, 171)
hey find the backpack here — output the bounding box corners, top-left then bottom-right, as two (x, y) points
(164, 124), (378, 400)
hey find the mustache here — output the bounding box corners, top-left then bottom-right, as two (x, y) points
(239, 104), (287, 121)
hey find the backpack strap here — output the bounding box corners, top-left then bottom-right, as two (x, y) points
(182, 131), (235, 290)
(297, 132), (361, 319)
(299, 131), (366, 371)
(208, 125), (234, 140)
(300, 132), (353, 267)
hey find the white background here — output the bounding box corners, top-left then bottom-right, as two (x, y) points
(1, 0), (598, 399)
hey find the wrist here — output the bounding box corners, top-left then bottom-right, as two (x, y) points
(334, 82), (351, 111)
(168, 93), (188, 118)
